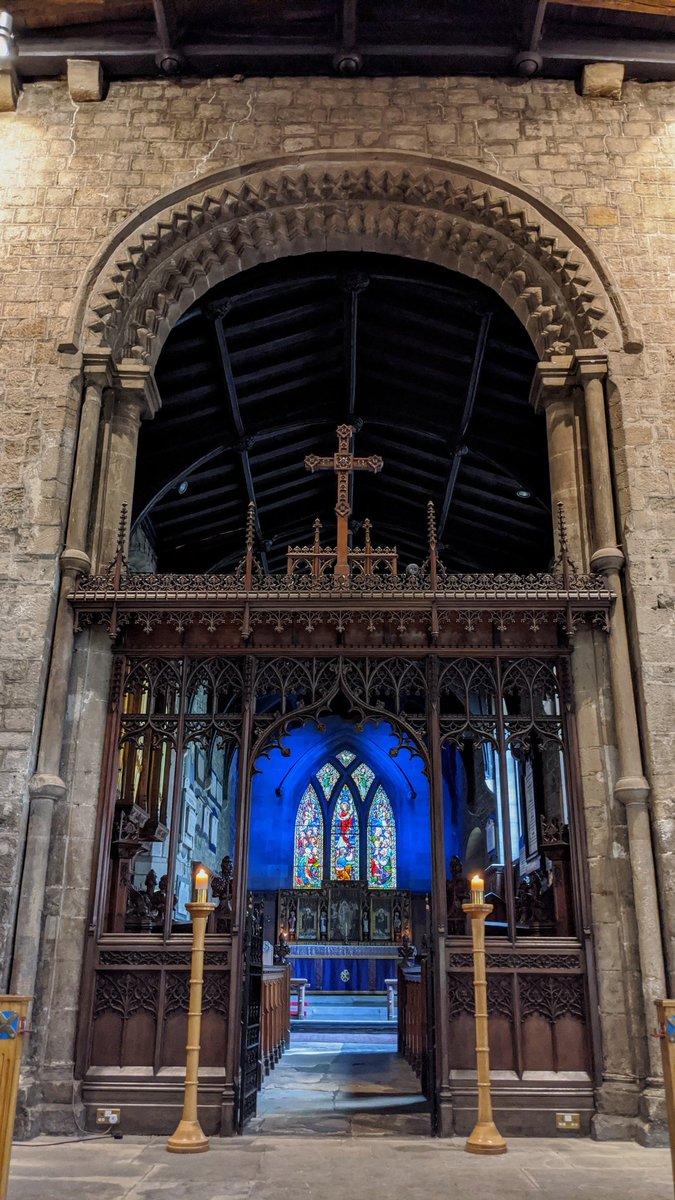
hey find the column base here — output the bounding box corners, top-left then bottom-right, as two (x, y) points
(167, 1119), (210, 1153)
(465, 1121), (508, 1154)
(592, 1114), (637, 1141)
(636, 1086), (668, 1148)
(435, 1093), (455, 1138)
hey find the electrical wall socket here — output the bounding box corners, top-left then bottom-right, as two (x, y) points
(96, 1107), (121, 1126)
(556, 1111), (581, 1131)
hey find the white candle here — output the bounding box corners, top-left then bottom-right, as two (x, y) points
(471, 874), (484, 905)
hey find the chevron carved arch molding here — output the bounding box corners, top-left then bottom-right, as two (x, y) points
(73, 152), (641, 368)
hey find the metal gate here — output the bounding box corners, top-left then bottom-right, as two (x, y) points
(237, 899), (264, 1132)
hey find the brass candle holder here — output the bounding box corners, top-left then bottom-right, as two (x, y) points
(462, 874), (507, 1155)
(167, 867), (215, 1154)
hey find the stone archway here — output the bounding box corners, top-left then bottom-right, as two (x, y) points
(12, 151), (666, 1143)
(63, 151), (641, 369)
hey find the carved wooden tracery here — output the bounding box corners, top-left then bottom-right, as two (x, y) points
(73, 474), (606, 1130)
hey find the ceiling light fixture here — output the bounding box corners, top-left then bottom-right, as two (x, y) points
(516, 488), (531, 500)
(177, 480), (189, 495)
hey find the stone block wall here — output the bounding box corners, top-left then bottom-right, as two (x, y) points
(0, 74), (673, 1119)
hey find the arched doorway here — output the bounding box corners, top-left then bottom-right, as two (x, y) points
(17, 152), (662, 1144)
(246, 713), (433, 1136)
(67, 241), (617, 1138)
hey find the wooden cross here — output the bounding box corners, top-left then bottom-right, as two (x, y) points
(305, 424), (383, 577)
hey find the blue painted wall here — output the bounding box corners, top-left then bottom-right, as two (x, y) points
(248, 716), (433, 891)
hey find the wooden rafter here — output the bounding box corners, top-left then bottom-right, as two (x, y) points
(547, 0), (675, 15)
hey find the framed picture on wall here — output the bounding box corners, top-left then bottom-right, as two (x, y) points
(329, 888), (361, 942)
(297, 893), (319, 941)
(370, 895), (392, 942)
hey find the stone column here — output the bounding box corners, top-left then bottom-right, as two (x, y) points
(10, 358), (160, 1012)
(576, 348), (667, 1120)
(10, 353), (110, 1000)
(96, 362), (160, 567)
(531, 355), (587, 567)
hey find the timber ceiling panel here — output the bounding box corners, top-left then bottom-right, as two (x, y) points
(134, 252), (551, 575)
(6, 0), (674, 81)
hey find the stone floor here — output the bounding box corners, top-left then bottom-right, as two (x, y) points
(248, 1038), (430, 1135)
(8, 1134), (674, 1200)
(9, 1028), (674, 1198)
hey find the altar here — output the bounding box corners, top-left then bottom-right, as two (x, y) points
(262, 881), (414, 991)
(287, 941), (401, 991)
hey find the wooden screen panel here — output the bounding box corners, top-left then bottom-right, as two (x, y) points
(448, 1012), (475, 1071)
(554, 1014), (589, 1073)
(489, 1014), (515, 1072)
(521, 1012), (553, 1071)
(447, 972), (516, 1073)
(519, 973), (588, 1074)
(161, 1011), (189, 1067)
(91, 971), (160, 1068)
(201, 1009), (227, 1068)
(91, 1012), (124, 1068)
(159, 970), (230, 1068)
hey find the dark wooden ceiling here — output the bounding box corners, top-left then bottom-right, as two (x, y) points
(7, 0), (675, 81)
(133, 252), (552, 575)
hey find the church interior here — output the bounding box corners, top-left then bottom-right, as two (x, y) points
(1, 0), (675, 1191)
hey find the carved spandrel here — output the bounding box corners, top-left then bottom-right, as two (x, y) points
(94, 971), (160, 1020)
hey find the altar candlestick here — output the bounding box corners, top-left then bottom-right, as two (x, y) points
(195, 867), (209, 904)
(462, 886), (507, 1156)
(167, 879), (215, 1154)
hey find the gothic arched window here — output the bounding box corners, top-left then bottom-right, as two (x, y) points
(293, 783), (324, 889)
(331, 785), (359, 881)
(367, 785), (397, 889)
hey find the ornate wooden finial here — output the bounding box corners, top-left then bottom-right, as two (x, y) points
(556, 502), (571, 589)
(117, 504), (128, 556)
(363, 517), (372, 548)
(427, 500), (438, 591)
(112, 504), (128, 591)
(245, 501), (256, 553)
(313, 517), (322, 549)
(427, 500), (438, 550)
(245, 501), (256, 588)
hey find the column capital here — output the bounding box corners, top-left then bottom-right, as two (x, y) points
(614, 776), (650, 806)
(574, 348), (609, 384)
(591, 546), (625, 572)
(81, 347), (113, 389)
(529, 355), (576, 412)
(112, 359), (161, 419)
(60, 546), (91, 575)
(28, 773), (66, 802)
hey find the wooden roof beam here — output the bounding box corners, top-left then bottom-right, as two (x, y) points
(208, 301), (270, 573)
(438, 313), (492, 540)
(13, 35), (675, 81)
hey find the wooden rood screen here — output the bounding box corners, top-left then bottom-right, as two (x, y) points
(70, 495), (611, 1136)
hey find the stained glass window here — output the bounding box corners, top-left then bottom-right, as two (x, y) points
(351, 761), (375, 801)
(368, 786), (397, 888)
(316, 761), (340, 800)
(293, 784), (323, 889)
(331, 786), (359, 881)
(336, 749), (356, 768)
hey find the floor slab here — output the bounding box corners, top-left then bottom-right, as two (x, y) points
(8, 1135), (674, 1200)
